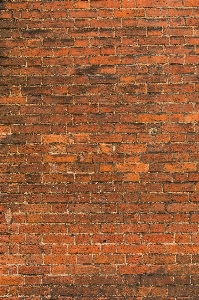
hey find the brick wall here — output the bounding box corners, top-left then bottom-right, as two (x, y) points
(1, 0), (199, 299)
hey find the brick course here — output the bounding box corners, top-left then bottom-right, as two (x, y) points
(1, 0), (199, 299)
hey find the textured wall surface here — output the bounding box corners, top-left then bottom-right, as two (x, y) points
(1, 0), (199, 299)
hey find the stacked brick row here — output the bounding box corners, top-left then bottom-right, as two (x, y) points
(0, 0), (199, 299)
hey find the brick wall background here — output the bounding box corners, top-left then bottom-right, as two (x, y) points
(1, 0), (199, 299)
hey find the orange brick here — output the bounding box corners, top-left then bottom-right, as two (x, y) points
(0, 276), (24, 285)
(42, 134), (69, 143)
(0, 125), (11, 135)
(184, 0), (199, 6)
(185, 114), (199, 122)
(43, 155), (76, 162)
(0, 96), (26, 104)
(165, 162), (197, 172)
(114, 9), (145, 17)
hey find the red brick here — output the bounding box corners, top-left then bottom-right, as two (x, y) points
(67, 265), (99, 275)
(43, 174), (74, 183)
(90, 0), (120, 8)
(90, 56), (120, 65)
(118, 265), (150, 274)
(114, 9), (145, 17)
(167, 224), (198, 233)
(167, 203), (198, 212)
(137, 114), (168, 122)
(1, 0), (199, 296)
(116, 163), (148, 172)
(18, 266), (50, 275)
(43, 235), (73, 244)
(0, 276), (24, 285)
(44, 255), (76, 264)
(94, 255), (125, 264)
(19, 286), (50, 296)
(164, 183), (195, 192)
(116, 144), (146, 153)
(0, 255), (26, 265)
(142, 234), (174, 243)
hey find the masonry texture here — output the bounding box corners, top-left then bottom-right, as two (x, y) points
(1, 0), (199, 299)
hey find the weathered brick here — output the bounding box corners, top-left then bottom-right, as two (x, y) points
(1, 0), (199, 297)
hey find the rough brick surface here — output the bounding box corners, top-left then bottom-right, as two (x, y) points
(0, 0), (199, 299)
